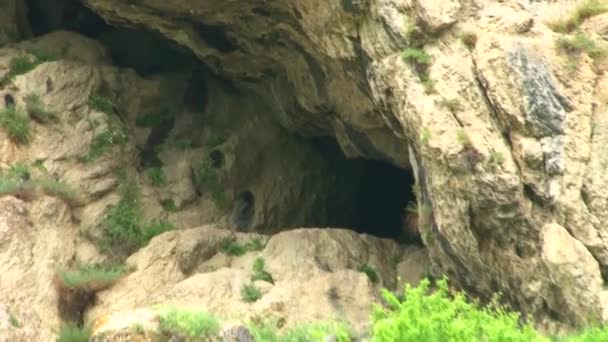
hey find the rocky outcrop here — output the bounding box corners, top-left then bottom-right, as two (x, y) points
(74, 0), (608, 330)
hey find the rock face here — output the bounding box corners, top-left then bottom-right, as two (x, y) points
(87, 225), (407, 338)
(73, 0), (608, 329)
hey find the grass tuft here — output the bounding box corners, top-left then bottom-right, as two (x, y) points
(547, 0), (608, 33)
(220, 238), (265, 256)
(358, 264), (380, 284)
(0, 105), (29, 144)
(247, 318), (352, 342)
(241, 283), (263, 303)
(55, 263), (129, 291)
(88, 94), (114, 115)
(251, 257), (274, 284)
(460, 31), (478, 50)
(157, 306), (220, 341)
(555, 32), (607, 61)
(57, 324), (92, 342)
(146, 166), (166, 187)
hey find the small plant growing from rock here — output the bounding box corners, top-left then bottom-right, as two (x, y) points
(401, 48), (431, 65)
(160, 198), (178, 212)
(8, 163), (30, 181)
(147, 166), (167, 187)
(205, 133), (226, 149)
(438, 98), (461, 113)
(37, 178), (79, 205)
(8, 310), (20, 328)
(54, 263), (129, 322)
(25, 93), (57, 124)
(460, 31), (478, 50)
(485, 149), (506, 170)
(456, 128), (472, 148)
(57, 323), (92, 342)
(193, 163), (226, 208)
(175, 138), (193, 150)
(555, 32), (607, 61)
(135, 105), (175, 128)
(0, 105), (29, 144)
(357, 264), (380, 284)
(241, 283), (263, 303)
(401, 16), (436, 94)
(546, 0), (608, 33)
(420, 127), (431, 145)
(220, 237), (265, 256)
(88, 93), (114, 115)
(157, 306), (220, 341)
(251, 257), (274, 284)
(0, 56), (38, 87)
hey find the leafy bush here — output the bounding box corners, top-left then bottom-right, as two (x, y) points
(88, 94), (114, 115)
(371, 277), (547, 342)
(220, 238), (265, 256)
(55, 263), (128, 291)
(157, 306), (220, 341)
(358, 264), (380, 284)
(160, 198), (178, 212)
(251, 257), (274, 284)
(555, 32), (606, 60)
(456, 128), (473, 148)
(147, 166), (166, 186)
(402, 48), (431, 65)
(0, 105), (29, 144)
(8, 163), (30, 181)
(241, 283), (263, 303)
(98, 178), (174, 258)
(247, 319), (352, 342)
(56, 323), (92, 342)
(460, 31), (478, 50)
(25, 93), (57, 123)
(547, 0), (608, 33)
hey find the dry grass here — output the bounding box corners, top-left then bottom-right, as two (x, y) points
(547, 0), (608, 33)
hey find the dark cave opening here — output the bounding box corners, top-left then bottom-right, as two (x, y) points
(310, 137), (420, 244)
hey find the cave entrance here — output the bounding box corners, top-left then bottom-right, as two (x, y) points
(310, 137), (420, 244)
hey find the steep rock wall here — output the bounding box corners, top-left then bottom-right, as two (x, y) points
(77, 0), (608, 328)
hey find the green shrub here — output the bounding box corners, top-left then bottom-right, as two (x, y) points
(88, 94), (114, 115)
(460, 31), (478, 50)
(98, 178), (174, 258)
(486, 150), (506, 169)
(38, 178), (78, 205)
(25, 93), (57, 123)
(83, 129), (128, 162)
(241, 283), (263, 303)
(402, 48), (431, 65)
(247, 319), (352, 342)
(0, 56), (38, 86)
(251, 257), (274, 284)
(420, 127), (431, 145)
(547, 0), (608, 33)
(8, 310), (20, 328)
(157, 306), (220, 341)
(358, 264), (380, 284)
(160, 198), (178, 212)
(0, 105), (29, 144)
(55, 263), (128, 291)
(220, 238), (265, 256)
(456, 128), (472, 148)
(563, 326), (608, 341)
(438, 98), (461, 113)
(8, 163), (30, 181)
(371, 277), (547, 342)
(146, 166), (166, 186)
(56, 323), (92, 342)
(556, 32), (607, 60)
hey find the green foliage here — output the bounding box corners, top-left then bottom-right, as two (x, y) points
(0, 56), (37, 86)
(88, 94), (114, 115)
(38, 178), (78, 204)
(83, 128), (128, 163)
(241, 283), (263, 303)
(460, 31), (478, 50)
(555, 32), (607, 60)
(98, 178), (174, 258)
(547, 0), (608, 33)
(420, 127), (431, 145)
(193, 163), (225, 208)
(562, 326), (608, 341)
(0, 105), (29, 144)
(25, 93), (57, 123)
(402, 48), (431, 65)
(160, 198), (178, 212)
(357, 264), (380, 284)
(56, 263), (128, 291)
(8, 163), (30, 181)
(251, 257), (274, 284)
(438, 98), (461, 113)
(220, 238), (265, 256)
(135, 106), (175, 127)
(56, 324), (92, 342)
(486, 150), (506, 169)
(26, 48), (57, 63)
(247, 319), (352, 342)
(157, 306), (220, 341)
(8, 310), (20, 328)
(456, 128), (472, 148)
(371, 277), (547, 342)
(420, 74), (437, 94)
(146, 166), (166, 187)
